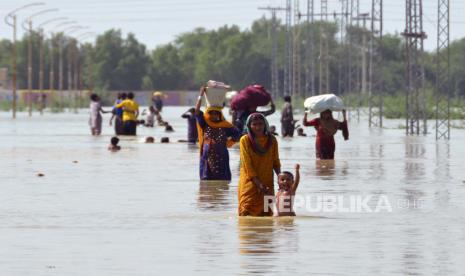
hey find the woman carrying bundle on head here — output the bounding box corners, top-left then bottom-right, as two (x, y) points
(195, 83), (241, 181)
(302, 94), (349, 160)
(303, 109), (348, 160)
(238, 113), (281, 216)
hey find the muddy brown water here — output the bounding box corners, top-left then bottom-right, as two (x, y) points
(1, 107), (464, 275)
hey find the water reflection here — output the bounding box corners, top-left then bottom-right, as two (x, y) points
(400, 226), (423, 275)
(434, 141), (451, 207)
(238, 216), (297, 274)
(197, 180), (230, 210)
(404, 137), (426, 181)
(315, 159), (349, 178)
(315, 159), (336, 177)
(369, 144), (385, 180)
(238, 217), (276, 255)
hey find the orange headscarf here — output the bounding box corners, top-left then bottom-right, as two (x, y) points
(196, 107), (236, 156)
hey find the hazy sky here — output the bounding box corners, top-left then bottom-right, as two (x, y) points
(1, 0), (464, 51)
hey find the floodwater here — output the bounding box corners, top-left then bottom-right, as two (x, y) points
(1, 107), (465, 275)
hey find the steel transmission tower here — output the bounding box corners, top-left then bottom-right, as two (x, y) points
(435, 0), (450, 139)
(368, 0), (384, 128)
(304, 0), (315, 96)
(348, 0), (360, 95)
(293, 0), (302, 97)
(284, 0), (293, 96)
(338, 0), (349, 95)
(258, 6), (287, 99)
(403, 0), (427, 135)
(319, 0), (329, 94)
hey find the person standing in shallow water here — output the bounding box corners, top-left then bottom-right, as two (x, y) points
(238, 113), (281, 216)
(281, 95), (295, 137)
(195, 86), (241, 181)
(109, 92), (127, 135)
(181, 107), (198, 144)
(89, 94), (109, 136)
(115, 92), (140, 135)
(303, 109), (349, 160)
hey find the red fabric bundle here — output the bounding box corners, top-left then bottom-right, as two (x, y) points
(230, 85), (271, 111)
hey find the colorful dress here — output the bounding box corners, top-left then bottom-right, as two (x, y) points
(303, 118), (349, 159)
(196, 109), (241, 181)
(238, 134), (281, 216)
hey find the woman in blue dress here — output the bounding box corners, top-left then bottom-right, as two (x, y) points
(195, 86), (241, 181)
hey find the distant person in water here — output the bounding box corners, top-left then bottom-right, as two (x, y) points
(296, 127), (307, 137)
(303, 109), (349, 160)
(109, 92), (127, 135)
(269, 125), (279, 136)
(108, 136), (121, 151)
(152, 91), (164, 112)
(164, 123), (174, 132)
(281, 95), (296, 137)
(152, 92), (168, 125)
(115, 92), (140, 135)
(195, 86), (241, 181)
(181, 107), (198, 144)
(275, 164), (300, 216)
(89, 93), (109, 136)
(144, 106), (156, 127)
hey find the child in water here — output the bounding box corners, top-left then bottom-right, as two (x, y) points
(275, 164), (300, 216)
(269, 125), (279, 136)
(108, 136), (121, 151)
(145, 106), (156, 127)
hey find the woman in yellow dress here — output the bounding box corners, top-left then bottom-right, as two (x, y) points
(238, 113), (281, 216)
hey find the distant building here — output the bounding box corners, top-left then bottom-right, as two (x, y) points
(107, 90), (199, 106)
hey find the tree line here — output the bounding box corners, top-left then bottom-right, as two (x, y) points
(1, 17), (465, 97)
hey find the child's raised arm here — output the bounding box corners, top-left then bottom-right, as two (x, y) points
(292, 164), (300, 193)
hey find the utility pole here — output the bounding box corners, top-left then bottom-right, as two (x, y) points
(59, 35), (64, 110)
(68, 38), (74, 110)
(293, 0), (302, 97)
(5, 3), (46, 119)
(4, 15), (18, 119)
(258, 6), (287, 99)
(368, 0), (384, 128)
(73, 40), (79, 112)
(338, 0), (349, 95)
(348, 0), (361, 95)
(403, 0), (427, 135)
(304, 0), (315, 97)
(27, 20), (33, 117)
(319, 0), (329, 94)
(353, 13), (370, 97)
(39, 29), (45, 115)
(22, 8), (59, 117)
(284, 0), (293, 97)
(435, 0), (450, 139)
(49, 34), (55, 108)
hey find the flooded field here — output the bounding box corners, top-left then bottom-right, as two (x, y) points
(1, 107), (465, 275)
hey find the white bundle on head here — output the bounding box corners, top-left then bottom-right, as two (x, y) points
(205, 80), (230, 108)
(303, 94), (345, 114)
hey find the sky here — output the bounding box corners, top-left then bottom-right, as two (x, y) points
(1, 0), (465, 51)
